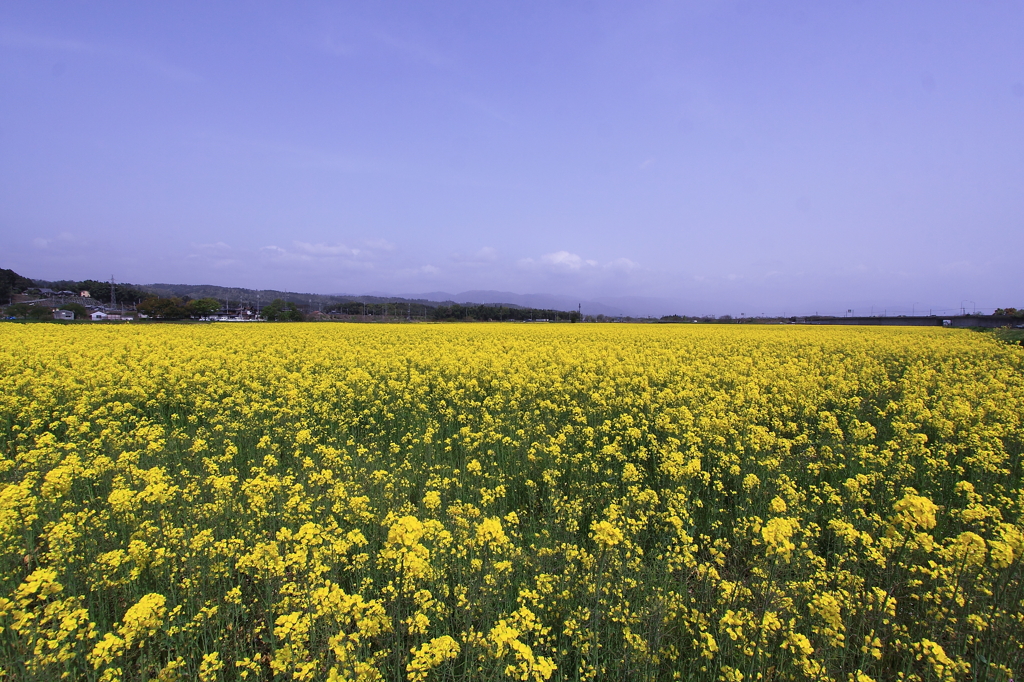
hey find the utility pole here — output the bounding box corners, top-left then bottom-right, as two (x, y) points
(110, 275), (116, 308)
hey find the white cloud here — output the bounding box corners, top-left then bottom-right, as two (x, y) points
(396, 264), (440, 279)
(517, 251), (642, 277)
(255, 243), (379, 272)
(260, 245), (289, 257)
(294, 241), (361, 257)
(605, 258), (640, 272)
(540, 251), (598, 270)
(185, 242), (237, 268)
(192, 241), (231, 251)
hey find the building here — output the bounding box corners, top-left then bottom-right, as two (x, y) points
(53, 310), (74, 320)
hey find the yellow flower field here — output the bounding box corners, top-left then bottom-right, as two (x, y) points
(1, 323), (1022, 681)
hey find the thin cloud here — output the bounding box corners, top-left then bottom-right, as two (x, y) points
(364, 238), (396, 251)
(191, 131), (383, 174)
(518, 251), (641, 275)
(185, 242), (237, 268)
(314, 36), (355, 57)
(462, 96), (516, 126)
(294, 242), (361, 257)
(605, 258), (640, 272)
(257, 243), (384, 272)
(373, 31), (448, 68)
(396, 264), (440, 279)
(450, 247), (498, 264)
(260, 245), (290, 258)
(192, 241), (232, 251)
(0, 29), (201, 82)
(0, 32), (94, 53)
(30, 232), (76, 249)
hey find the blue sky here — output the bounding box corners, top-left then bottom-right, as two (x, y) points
(1, 1), (1022, 315)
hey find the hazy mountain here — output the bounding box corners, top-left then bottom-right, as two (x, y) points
(411, 291), (629, 316)
(27, 275), (683, 317)
(144, 284), (442, 308)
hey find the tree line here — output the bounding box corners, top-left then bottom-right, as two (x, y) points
(132, 296), (305, 321)
(423, 303), (580, 322)
(1, 268), (149, 305)
(320, 301), (580, 322)
(0, 268), (34, 303)
(136, 297), (222, 319)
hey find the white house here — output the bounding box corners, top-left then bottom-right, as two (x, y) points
(91, 311), (107, 320)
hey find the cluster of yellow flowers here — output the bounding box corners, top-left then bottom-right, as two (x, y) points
(1, 322), (1022, 681)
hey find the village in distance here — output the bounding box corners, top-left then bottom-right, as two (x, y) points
(2, 266), (1023, 332)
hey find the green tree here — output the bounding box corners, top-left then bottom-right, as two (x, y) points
(78, 280), (148, 304)
(27, 305), (53, 321)
(186, 298), (221, 317)
(137, 296), (188, 319)
(4, 302), (31, 319)
(59, 302), (87, 319)
(262, 299), (305, 321)
(0, 268), (33, 303)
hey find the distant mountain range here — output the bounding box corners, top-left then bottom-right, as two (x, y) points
(141, 283), (441, 308)
(405, 291), (628, 316)
(24, 272), (677, 316)
(142, 284), (648, 316)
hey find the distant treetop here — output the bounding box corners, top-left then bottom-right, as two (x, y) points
(0, 268), (33, 302)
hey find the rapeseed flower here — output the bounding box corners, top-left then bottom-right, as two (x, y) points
(0, 322), (1021, 680)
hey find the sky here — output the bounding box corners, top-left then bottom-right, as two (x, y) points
(1, 1), (1022, 316)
